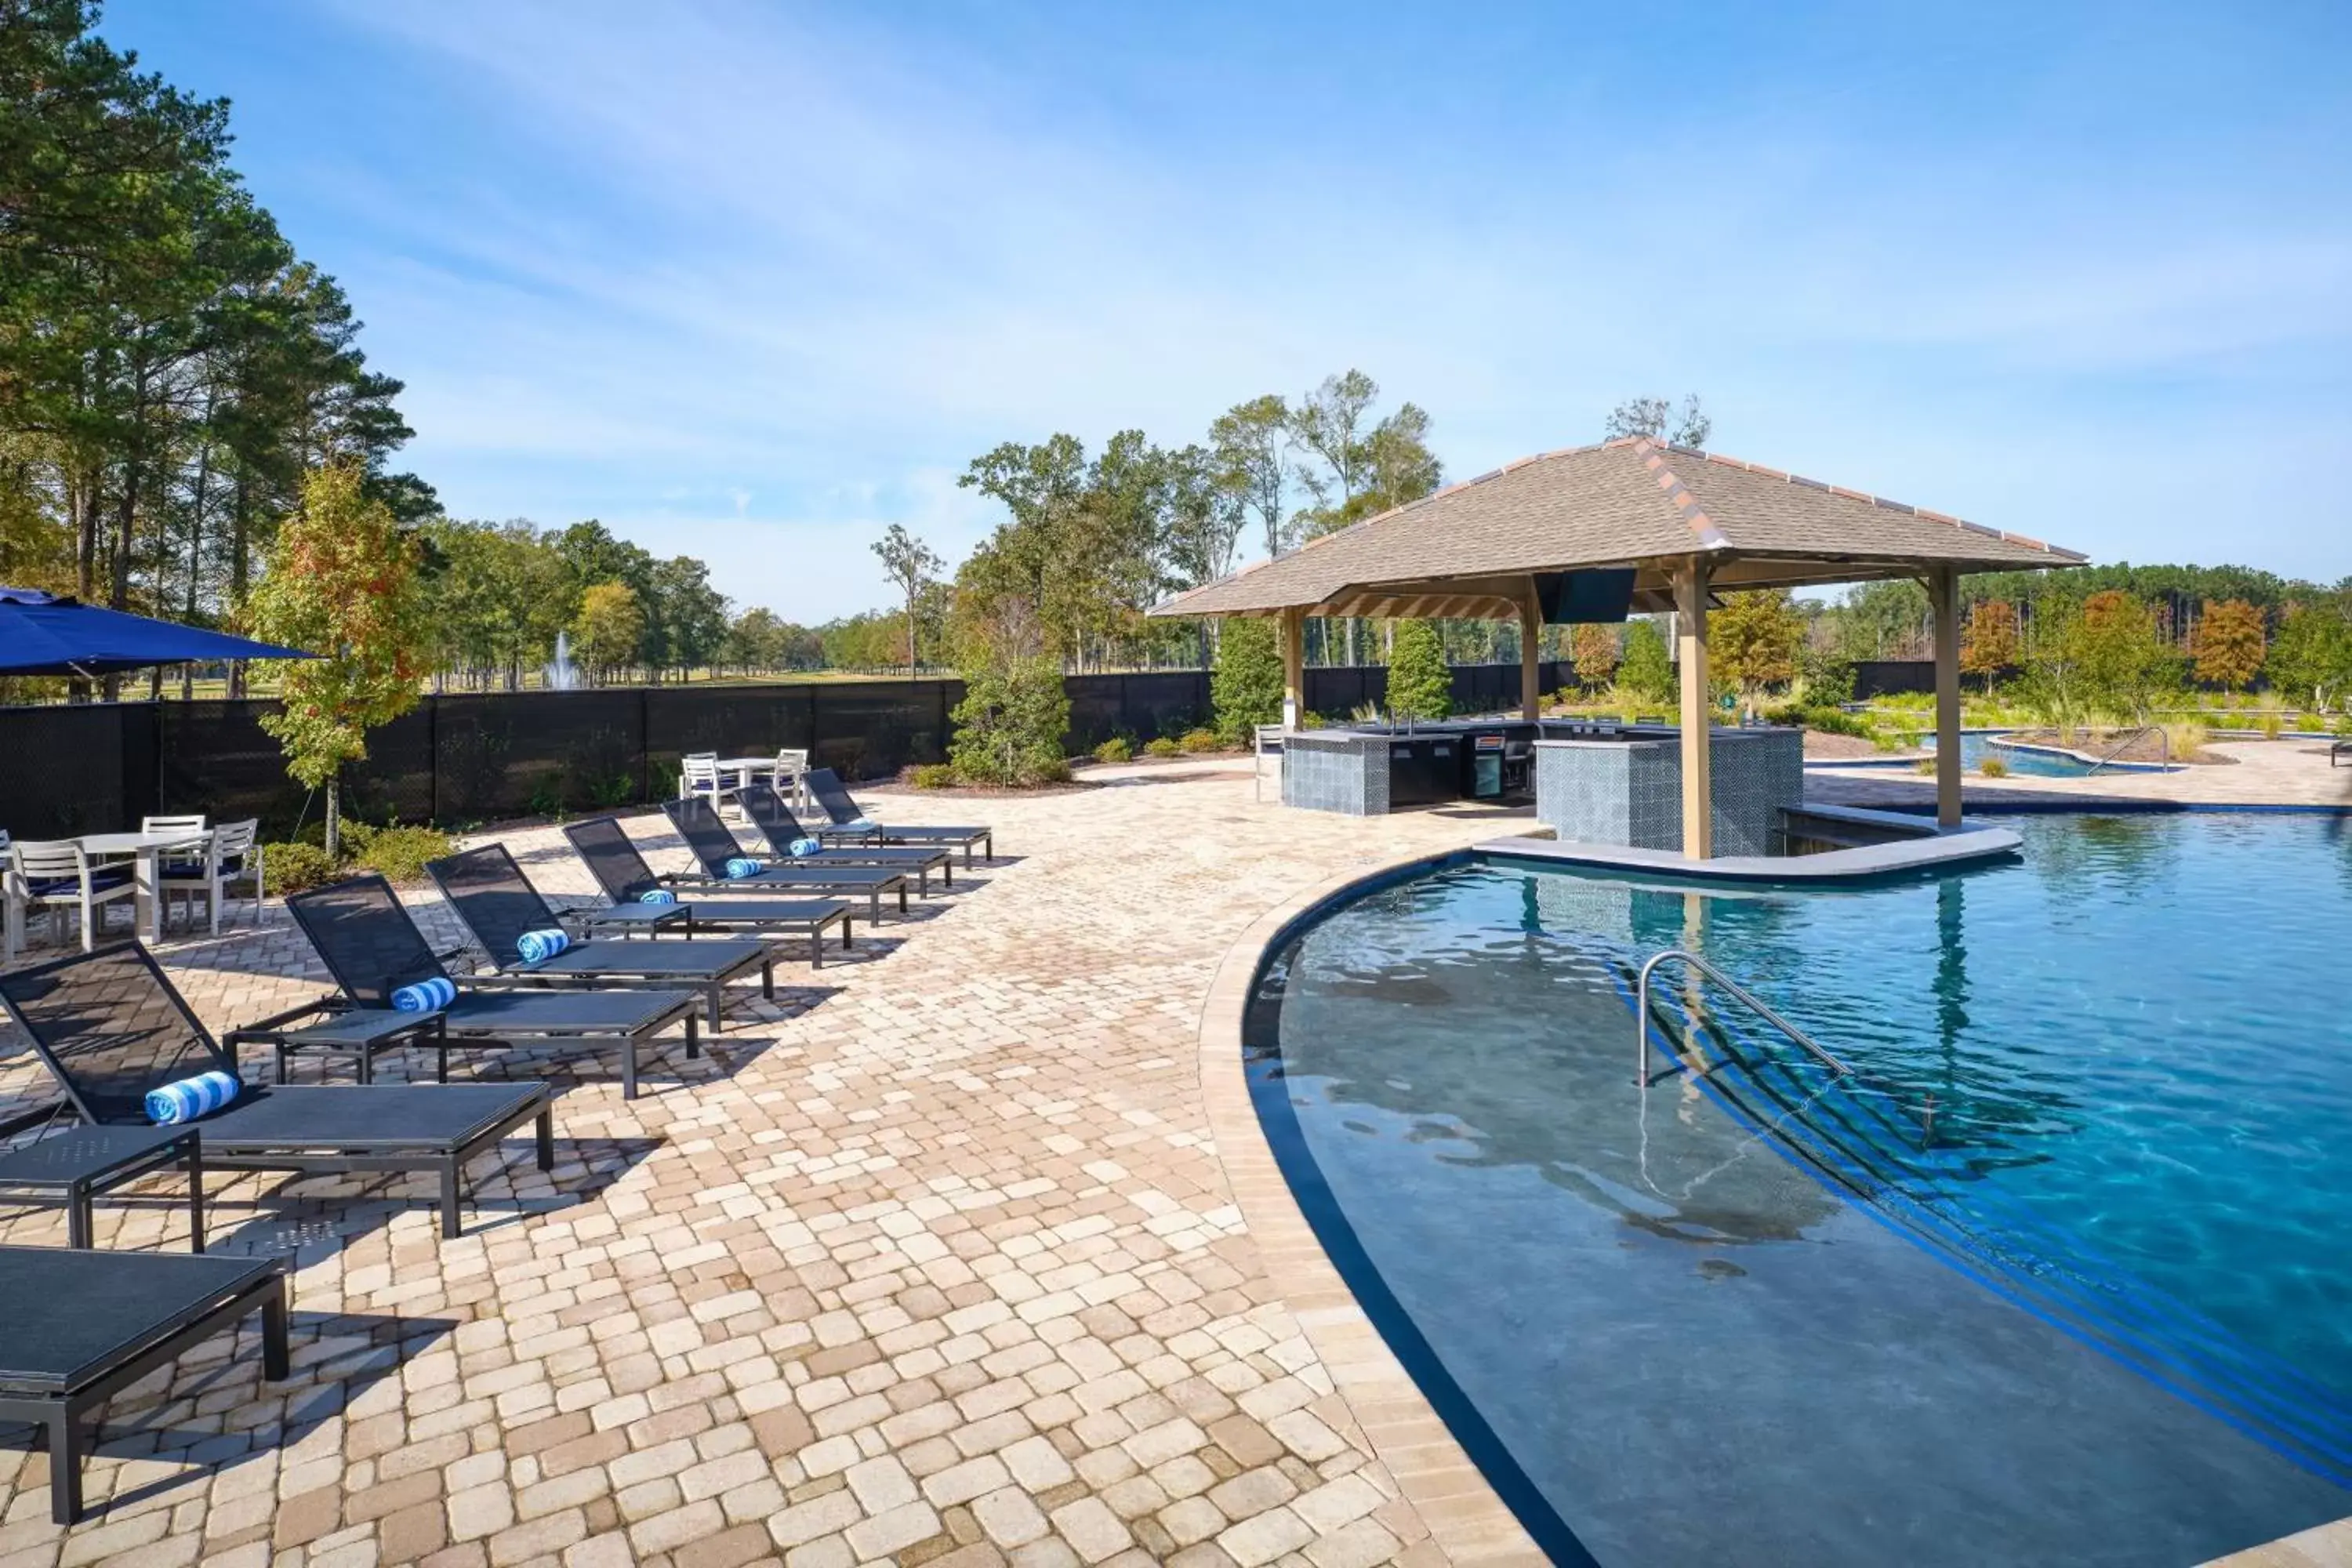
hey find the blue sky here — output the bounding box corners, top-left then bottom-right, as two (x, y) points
(108, 0), (2352, 621)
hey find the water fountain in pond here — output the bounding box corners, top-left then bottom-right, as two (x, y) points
(544, 630), (580, 691)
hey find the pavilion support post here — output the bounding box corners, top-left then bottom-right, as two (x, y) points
(1675, 557), (1713, 860)
(1518, 580), (1543, 722)
(1279, 608), (1305, 730)
(1930, 564), (1962, 828)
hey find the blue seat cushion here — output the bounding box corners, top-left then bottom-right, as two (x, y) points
(26, 870), (132, 897)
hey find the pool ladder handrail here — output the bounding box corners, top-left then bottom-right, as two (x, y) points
(2084, 724), (2168, 775)
(1635, 949), (1853, 1087)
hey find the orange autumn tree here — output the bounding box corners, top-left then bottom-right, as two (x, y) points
(1959, 600), (2019, 693)
(2191, 598), (2266, 692)
(246, 463), (426, 858)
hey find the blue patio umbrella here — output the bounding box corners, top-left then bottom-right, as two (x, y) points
(0, 587), (313, 677)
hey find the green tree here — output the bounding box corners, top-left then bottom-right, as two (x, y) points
(872, 523), (943, 674)
(1710, 590), (1806, 718)
(2073, 589), (2180, 723)
(1621, 619), (1674, 704)
(1569, 623), (1620, 690)
(573, 581), (644, 684)
(2190, 599), (2266, 691)
(1210, 394), (1292, 561)
(1211, 616), (1285, 741)
(245, 463), (423, 858)
(2267, 599), (2352, 715)
(1603, 394), (1711, 447)
(642, 554), (728, 678)
(1385, 619), (1451, 721)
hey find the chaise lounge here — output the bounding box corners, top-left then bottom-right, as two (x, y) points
(660, 799), (916, 920)
(285, 876), (702, 1100)
(560, 817), (855, 966)
(803, 767), (994, 862)
(739, 786), (954, 886)
(425, 844), (775, 1029)
(0, 944), (554, 1240)
(0, 1245), (289, 1523)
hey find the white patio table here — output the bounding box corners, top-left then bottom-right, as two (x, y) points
(72, 829), (210, 944)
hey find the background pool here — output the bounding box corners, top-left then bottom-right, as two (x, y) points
(1260, 811), (2352, 1563)
(1832, 731), (2180, 776)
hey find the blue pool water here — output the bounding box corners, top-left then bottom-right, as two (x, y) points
(1831, 731), (2180, 776)
(1256, 811), (2352, 1564)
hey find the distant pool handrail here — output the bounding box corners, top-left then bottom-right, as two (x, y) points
(1635, 947), (1853, 1087)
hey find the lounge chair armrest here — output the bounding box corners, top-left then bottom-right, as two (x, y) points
(0, 1098), (71, 1141)
(459, 971), (601, 990)
(224, 997), (348, 1044)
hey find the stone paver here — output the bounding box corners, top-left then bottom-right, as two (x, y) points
(0, 760), (1502, 1566)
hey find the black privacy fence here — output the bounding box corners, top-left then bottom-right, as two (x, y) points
(0, 661), (1577, 838)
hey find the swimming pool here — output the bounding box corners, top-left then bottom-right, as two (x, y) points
(1827, 731), (2182, 777)
(1252, 811), (2352, 1564)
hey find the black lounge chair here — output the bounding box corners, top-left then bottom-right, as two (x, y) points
(560, 817), (855, 966)
(660, 799), (914, 920)
(285, 876), (700, 1100)
(0, 1245), (288, 1523)
(804, 767), (993, 862)
(424, 844), (774, 1030)
(739, 786), (953, 885)
(0, 944), (553, 1239)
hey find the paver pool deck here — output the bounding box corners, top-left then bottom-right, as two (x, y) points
(2, 748), (2346, 1568)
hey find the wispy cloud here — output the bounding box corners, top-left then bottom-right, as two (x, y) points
(264, 0), (2352, 612)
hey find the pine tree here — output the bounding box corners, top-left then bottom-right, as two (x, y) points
(1211, 617), (1285, 740)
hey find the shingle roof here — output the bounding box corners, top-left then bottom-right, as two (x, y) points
(1150, 437), (2085, 619)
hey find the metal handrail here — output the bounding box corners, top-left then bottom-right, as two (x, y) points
(2084, 724), (2167, 775)
(1635, 949), (1852, 1087)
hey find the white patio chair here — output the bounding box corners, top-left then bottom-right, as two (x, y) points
(774, 748), (811, 811)
(1254, 724), (1288, 804)
(7, 838), (136, 954)
(679, 753), (738, 816)
(158, 818), (261, 934)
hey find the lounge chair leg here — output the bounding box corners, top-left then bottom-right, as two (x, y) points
(760, 960), (773, 1000)
(262, 1284), (290, 1379)
(706, 985), (722, 1033)
(187, 1141), (205, 1253)
(47, 1407), (81, 1525)
(440, 1156), (463, 1238)
(684, 1013), (699, 1059)
(622, 1040), (638, 1100)
(535, 1108), (555, 1171)
(811, 930), (822, 970)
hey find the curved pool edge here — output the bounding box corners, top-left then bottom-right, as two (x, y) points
(1197, 846), (1552, 1568)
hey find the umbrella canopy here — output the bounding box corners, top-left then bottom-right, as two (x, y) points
(0, 587), (314, 677)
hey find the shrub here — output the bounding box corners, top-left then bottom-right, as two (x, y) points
(351, 825), (457, 884)
(1977, 754), (2009, 779)
(1179, 727), (1221, 753)
(950, 654), (1071, 786)
(907, 763), (956, 789)
(1211, 617), (1285, 742)
(261, 841), (339, 895)
(1796, 705), (1870, 739)
(1620, 620), (1674, 704)
(1143, 737), (1182, 758)
(1385, 619), (1452, 720)
(1092, 736), (1133, 764)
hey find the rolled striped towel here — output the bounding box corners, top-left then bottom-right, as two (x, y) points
(392, 975), (457, 1012)
(722, 857), (762, 879)
(788, 837), (822, 858)
(517, 927), (571, 964)
(146, 1069), (239, 1126)
(638, 888), (678, 905)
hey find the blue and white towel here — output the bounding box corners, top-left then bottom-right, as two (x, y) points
(787, 837), (822, 858)
(722, 857), (762, 880)
(837, 816), (877, 834)
(517, 928), (571, 964)
(392, 975), (457, 1013)
(146, 1069), (239, 1126)
(638, 888), (678, 905)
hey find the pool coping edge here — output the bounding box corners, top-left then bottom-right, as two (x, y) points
(1197, 846), (1552, 1568)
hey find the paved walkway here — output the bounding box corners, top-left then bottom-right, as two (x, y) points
(1809, 735), (2352, 811)
(0, 764), (1514, 1568)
